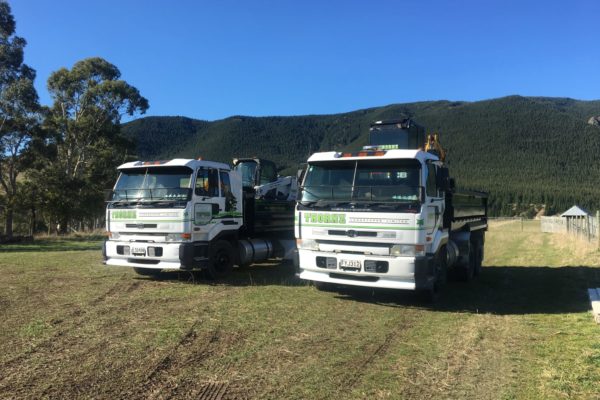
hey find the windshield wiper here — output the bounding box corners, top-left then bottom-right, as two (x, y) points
(360, 202), (414, 210)
(298, 200), (348, 209)
(366, 203), (400, 210)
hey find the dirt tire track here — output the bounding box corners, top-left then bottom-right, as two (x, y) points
(0, 278), (143, 384)
(344, 329), (397, 391)
(132, 288), (238, 400)
(333, 316), (416, 397)
(196, 382), (230, 400)
(399, 314), (515, 399)
(144, 321), (208, 384)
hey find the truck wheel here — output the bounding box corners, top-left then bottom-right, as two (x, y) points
(205, 240), (234, 280)
(457, 244), (476, 282)
(434, 246), (448, 290)
(473, 240), (484, 277)
(133, 267), (161, 277)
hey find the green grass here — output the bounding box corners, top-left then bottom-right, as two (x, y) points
(0, 225), (599, 399)
(0, 235), (104, 252)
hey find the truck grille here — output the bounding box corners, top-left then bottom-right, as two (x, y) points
(328, 230), (377, 237)
(125, 223), (158, 229)
(128, 259), (160, 265)
(329, 273), (379, 282)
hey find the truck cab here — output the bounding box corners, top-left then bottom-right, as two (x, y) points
(104, 159), (243, 277)
(295, 119), (487, 298)
(104, 158), (298, 279)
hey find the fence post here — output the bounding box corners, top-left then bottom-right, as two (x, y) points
(521, 217), (523, 232)
(587, 215), (591, 242)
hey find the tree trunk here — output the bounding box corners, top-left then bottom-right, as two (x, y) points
(4, 208), (13, 239)
(59, 218), (68, 235)
(30, 206), (36, 237)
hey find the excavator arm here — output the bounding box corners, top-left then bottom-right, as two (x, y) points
(425, 133), (446, 162)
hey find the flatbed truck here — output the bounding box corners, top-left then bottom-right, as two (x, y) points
(294, 119), (488, 298)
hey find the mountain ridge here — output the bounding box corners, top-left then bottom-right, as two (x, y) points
(122, 96), (600, 216)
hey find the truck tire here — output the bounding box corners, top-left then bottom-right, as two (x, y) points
(434, 246), (448, 290)
(473, 239), (484, 277)
(419, 246), (447, 303)
(133, 267), (161, 277)
(204, 240), (235, 280)
(456, 244), (476, 282)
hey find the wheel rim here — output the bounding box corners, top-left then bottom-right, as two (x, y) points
(214, 250), (231, 273)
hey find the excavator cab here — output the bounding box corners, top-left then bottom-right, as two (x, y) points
(233, 158), (277, 189)
(368, 118), (447, 163)
(369, 119), (426, 149)
(232, 158), (296, 236)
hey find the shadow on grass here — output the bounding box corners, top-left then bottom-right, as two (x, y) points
(330, 265), (600, 315)
(114, 262), (600, 316)
(139, 260), (305, 287)
(0, 238), (103, 252)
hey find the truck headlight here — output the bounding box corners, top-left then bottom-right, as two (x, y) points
(390, 244), (425, 257)
(296, 239), (319, 251)
(166, 233), (191, 242)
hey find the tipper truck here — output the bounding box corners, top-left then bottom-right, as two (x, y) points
(103, 157), (297, 279)
(294, 119), (488, 298)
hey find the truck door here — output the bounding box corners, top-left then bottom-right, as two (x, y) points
(425, 162), (444, 240)
(193, 167), (222, 237)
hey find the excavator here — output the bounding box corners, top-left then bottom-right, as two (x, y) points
(424, 133), (446, 162)
(232, 158), (297, 236)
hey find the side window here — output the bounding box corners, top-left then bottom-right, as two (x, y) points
(195, 168), (219, 197)
(219, 170), (235, 211)
(426, 163), (438, 197)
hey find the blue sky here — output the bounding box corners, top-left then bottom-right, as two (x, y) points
(10, 0), (600, 121)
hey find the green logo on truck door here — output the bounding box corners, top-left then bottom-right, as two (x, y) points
(303, 213), (346, 224)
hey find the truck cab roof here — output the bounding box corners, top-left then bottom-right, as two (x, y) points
(306, 149), (440, 164)
(117, 159), (231, 171)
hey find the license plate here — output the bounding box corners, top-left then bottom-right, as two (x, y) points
(132, 246), (146, 256)
(339, 259), (361, 270)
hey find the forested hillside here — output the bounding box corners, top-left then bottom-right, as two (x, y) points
(122, 96), (600, 216)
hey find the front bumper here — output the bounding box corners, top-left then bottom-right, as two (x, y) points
(104, 240), (209, 270)
(297, 249), (434, 290)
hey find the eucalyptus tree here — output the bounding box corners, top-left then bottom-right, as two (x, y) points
(44, 57), (148, 231)
(0, 1), (41, 238)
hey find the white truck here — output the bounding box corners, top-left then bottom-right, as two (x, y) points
(294, 119), (487, 299)
(103, 158), (297, 279)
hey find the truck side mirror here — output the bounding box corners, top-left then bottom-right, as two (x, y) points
(194, 203), (213, 225)
(296, 168), (306, 185)
(104, 189), (115, 202)
(436, 167), (450, 191)
(419, 186), (426, 203)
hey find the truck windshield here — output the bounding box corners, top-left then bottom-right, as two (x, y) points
(300, 159), (422, 209)
(110, 166), (193, 204)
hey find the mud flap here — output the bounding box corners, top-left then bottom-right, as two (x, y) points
(179, 242), (209, 270)
(414, 255), (435, 290)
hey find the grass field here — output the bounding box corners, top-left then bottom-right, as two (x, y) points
(1, 221), (599, 399)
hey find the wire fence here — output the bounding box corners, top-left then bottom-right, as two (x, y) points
(488, 217), (540, 232)
(488, 215), (600, 245)
(540, 213), (600, 244)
